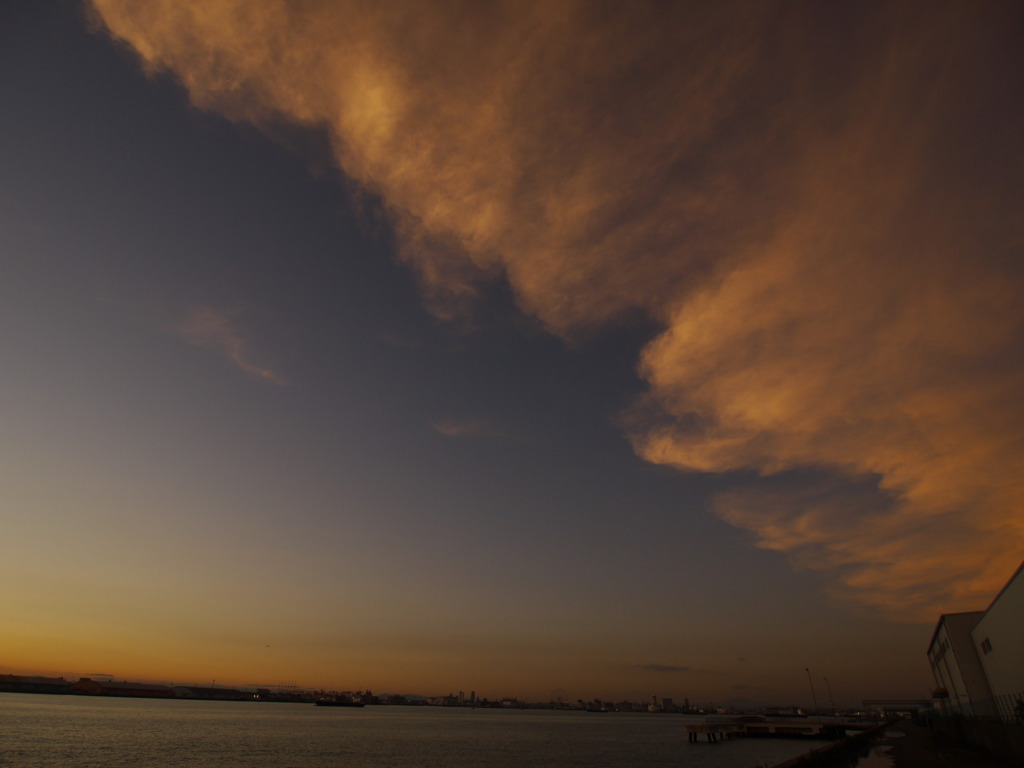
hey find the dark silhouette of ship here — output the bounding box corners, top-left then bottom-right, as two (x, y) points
(314, 695), (365, 707)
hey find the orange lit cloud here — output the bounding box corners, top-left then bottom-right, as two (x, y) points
(90, 1), (1024, 617)
(174, 306), (286, 385)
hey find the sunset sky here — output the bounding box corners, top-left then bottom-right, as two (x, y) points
(2, 0), (1022, 706)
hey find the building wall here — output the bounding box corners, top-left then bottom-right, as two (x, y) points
(972, 563), (1024, 700)
(929, 622), (956, 703)
(928, 612), (992, 710)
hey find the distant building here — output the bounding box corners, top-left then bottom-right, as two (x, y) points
(171, 685), (249, 701)
(72, 678), (173, 698)
(428, 694), (461, 706)
(927, 561), (1024, 721)
(0, 675), (71, 695)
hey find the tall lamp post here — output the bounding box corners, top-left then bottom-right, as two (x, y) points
(805, 668), (819, 713)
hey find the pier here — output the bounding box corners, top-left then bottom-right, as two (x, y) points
(685, 717), (849, 743)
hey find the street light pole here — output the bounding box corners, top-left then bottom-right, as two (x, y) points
(805, 668), (819, 712)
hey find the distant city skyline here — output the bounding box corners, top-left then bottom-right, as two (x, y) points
(2, 1), (1021, 706)
(0, 668), (862, 712)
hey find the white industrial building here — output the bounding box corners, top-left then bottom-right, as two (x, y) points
(972, 562), (1024, 700)
(927, 561), (1024, 722)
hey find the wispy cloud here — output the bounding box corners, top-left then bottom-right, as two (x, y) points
(373, 330), (425, 350)
(173, 305), (286, 385)
(91, 0), (1024, 616)
(430, 419), (510, 441)
(633, 663), (691, 674)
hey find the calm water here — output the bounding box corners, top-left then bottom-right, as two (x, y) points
(0, 693), (829, 768)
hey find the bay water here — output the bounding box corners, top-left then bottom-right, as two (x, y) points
(0, 693), (829, 767)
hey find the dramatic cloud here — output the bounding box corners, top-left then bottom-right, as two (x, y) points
(89, 0), (1024, 616)
(174, 306), (286, 385)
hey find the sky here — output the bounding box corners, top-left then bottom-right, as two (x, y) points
(1, 0), (1022, 707)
